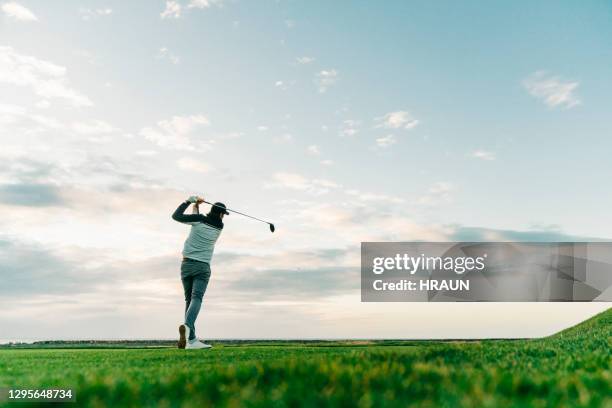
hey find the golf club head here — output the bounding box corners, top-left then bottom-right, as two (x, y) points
(269, 224), (275, 233)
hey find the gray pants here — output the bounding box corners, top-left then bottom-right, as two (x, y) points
(181, 258), (211, 341)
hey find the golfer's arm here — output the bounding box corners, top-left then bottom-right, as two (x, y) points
(172, 201), (204, 223)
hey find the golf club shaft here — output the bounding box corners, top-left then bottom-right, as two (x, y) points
(202, 200), (272, 226)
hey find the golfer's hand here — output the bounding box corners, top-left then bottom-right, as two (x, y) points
(187, 195), (199, 204)
(196, 196), (205, 204)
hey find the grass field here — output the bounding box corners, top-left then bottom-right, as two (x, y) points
(0, 308), (610, 407)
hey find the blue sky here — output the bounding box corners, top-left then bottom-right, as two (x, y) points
(0, 1), (609, 340)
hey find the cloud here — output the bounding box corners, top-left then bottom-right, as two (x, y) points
(0, 46), (92, 107)
(376, 134), (396, 148)
(450, 226), (602, 242)
(0, 176), (604, 341)
(344, 189), (404, 204)
(0, 183), (64, 206)
(0, 104), (65, 132)
(375, 111), (419, 130)
(135, 150), (158, 157)
(284, 201), (450, 243)
(315, 69), (338, 93)
(79, 7), (112, 21)
(71, 120), (117, 135)
(0, 103), (26, 125)
(470, 150), (495, 161)
(267, 172), (339, 195)
(320, 159), (334, 166)
(274, 133), (293, 143)
(0, 239), (90, 296)
(177, 157), (212, 173)
(188, 0), (224, 9)
(417, 182), (454, 205)
(284, 19), (295, 28)
(0, 151), (170, 203)
(160, 0), (181, 18)
(0, 238), (188, 335)
(140, 114), (211, 151)
(157, 47), (180, 65)
(307, 145), (320, 155)
(0, 236), (360, 340)
(161, 0), (224, 18)
(296, 56), (315, 65)
(1, 1), (37, 21)
(226, 265), (356, 300)
(523, 71), (581, 109)
(339, 119), (360, 137)
(0, 155), (56, 184)
(274, 80), (295, 90)
(35, 100), (50, 109)
(159, 114), (209, 134)
(29, 114), (63, 130)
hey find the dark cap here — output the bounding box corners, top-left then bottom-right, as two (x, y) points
(210, 202), (229, 215)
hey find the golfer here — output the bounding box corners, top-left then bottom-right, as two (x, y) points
(172, 195), (229, 349)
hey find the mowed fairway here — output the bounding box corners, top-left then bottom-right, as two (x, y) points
(1, 309), (610, 407)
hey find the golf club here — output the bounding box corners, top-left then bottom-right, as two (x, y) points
(203, 200), (275, 233)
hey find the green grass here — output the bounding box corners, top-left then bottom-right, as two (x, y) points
(0, 309), (610, 407)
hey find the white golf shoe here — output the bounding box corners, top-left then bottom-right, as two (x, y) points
(185, 339), (212, 350)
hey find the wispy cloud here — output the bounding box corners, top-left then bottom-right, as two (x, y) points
(339, 119), (360, 137)
(376, 134), (396, 148)
(188, 0), (224, 9)
(79, 7), (112, 21)
(135, 150), (158, 157)
(0, 47), (92, 107)
(375, 111), (419, 130)
(35, 100), (50, 109)
(157, 47), (180, 65)
(0, 183), (64, 206)
(267, 172), (339, 195)
(159, 114), (209, 134)
(417, 182), (454, 205)
(344, 189), (404, 204)
(274, 133), (293, 143)
(1, 1), (37, 21)
(161, 0), (224, 19)
(523, 71), (581, 109)
(177, 157), (212, 173)
(71, 120), (117, 135)
(0, 103), (26, 124)
(307, 145), (320, 155)
(140, 114), (211, 151)
(274, 80), (294, 90)
(160, 0), (182, 18)
(470, 149), (496, 161)
(296, 56), (315, 65)
(315, 69), (338, 93)
(0, 104), (64, 132)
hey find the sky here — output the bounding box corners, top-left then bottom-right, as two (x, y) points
(0, 0), (610, 341)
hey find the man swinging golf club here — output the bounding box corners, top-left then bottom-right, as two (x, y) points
(172, 195), (229, 350)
